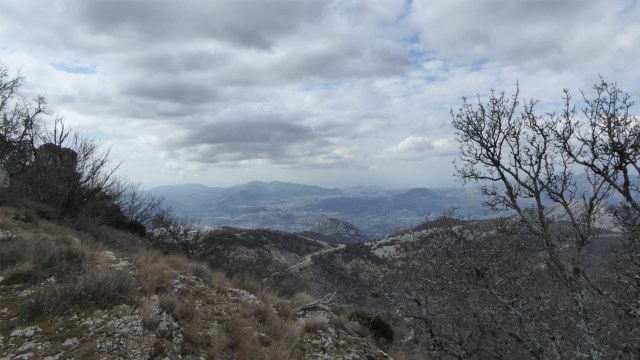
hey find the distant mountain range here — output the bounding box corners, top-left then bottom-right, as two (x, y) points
(148, 181), (492, 238)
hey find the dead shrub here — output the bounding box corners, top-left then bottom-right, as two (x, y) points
(139, 263), (173, 294)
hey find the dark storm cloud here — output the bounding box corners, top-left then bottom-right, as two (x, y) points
(410, 0), (629, 68)
(123, 79), (218, 105)
(280, 40), (409, 80)
(74, 0), (326, 49)
(128, 50), (228, 74)
(164, 115), (341, 165)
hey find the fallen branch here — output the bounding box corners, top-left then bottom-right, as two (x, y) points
(295, 292), (340, 317)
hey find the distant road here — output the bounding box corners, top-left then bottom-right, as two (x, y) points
(285, 244), (346, 272)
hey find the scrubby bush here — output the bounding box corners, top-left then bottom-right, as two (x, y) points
(28, 270), (136, 315)
(0, 236), (89, 284)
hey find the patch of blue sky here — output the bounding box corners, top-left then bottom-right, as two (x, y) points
(51, 61), (97, 74)
(402, 33), (436, 69)
(469, 59), (489, 72)
(395, 0), (413, 24)
(619, 0), (637, 13)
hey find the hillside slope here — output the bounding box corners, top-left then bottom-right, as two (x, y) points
(0, 206), (391, 359)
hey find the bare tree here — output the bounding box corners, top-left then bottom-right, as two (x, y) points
(451, 80), (640, 359)
(0, 66), (44, 179)
(149, 211), (207, 257)
(116, 182), (164, 227)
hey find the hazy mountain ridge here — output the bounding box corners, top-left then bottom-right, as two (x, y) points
(149, 181), (490, 239)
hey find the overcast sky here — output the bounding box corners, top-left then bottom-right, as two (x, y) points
(1, 0), (639, 189)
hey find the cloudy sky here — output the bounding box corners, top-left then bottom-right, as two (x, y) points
(1, 0), (639, 189)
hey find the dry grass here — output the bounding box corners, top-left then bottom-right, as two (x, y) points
(190, 262), (212, 280)
(335, 314), (368, 337)
(173, 297), (197, 322)
(303, 315), (329, 333)
(290, 292), (313, 308)
(182, 318), (205, 347)
(28, 270), (137, 316)
(158, 292), (178, 313)
(209, 331), (231, 359)
(4, 260), (35, 283)
(139, 297), (161, 330)
(0, 236), (89, 284)
(391, 352), (418, 360)
(232, 276), (262, 296)
(139, 263), (173, 294)
(226, 311), (263, 360)
(216, 300), (301, 360)
(163, 254), (191, 272)
(263, 312), (299, 358)
(138, 248), (164, 264)
(211, 271), (231, 287)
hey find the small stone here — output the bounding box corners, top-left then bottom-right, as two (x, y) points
(63, 337), (79, 348)
(10, 327), (40, 339)
(16, 289), (34, 297)
(17, 342), (36, 353)
(42, 353), (63, 360)
(46, 276), (57, 284)
(100, 251), (117, 262)
(0, 229), (13, 241)
(110, 260), (131, 269)
(12, 353), (33, 360)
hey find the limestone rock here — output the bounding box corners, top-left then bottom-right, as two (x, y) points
(0, 229), (13, 241)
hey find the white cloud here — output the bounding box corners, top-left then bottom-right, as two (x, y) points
(382, 136), (457, 160)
